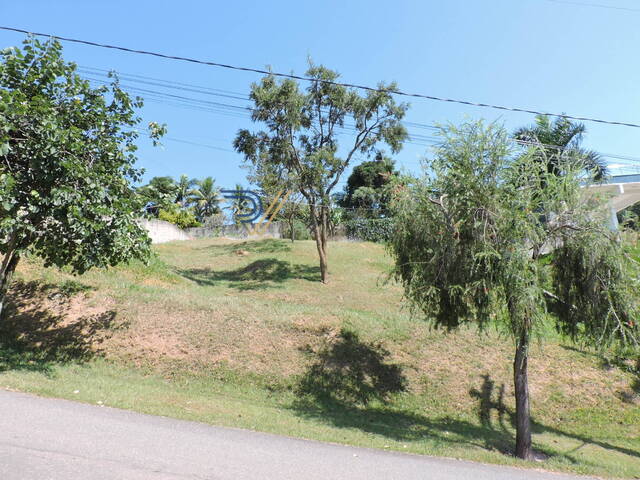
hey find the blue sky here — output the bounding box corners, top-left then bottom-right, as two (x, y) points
(1, 0), (639, 191)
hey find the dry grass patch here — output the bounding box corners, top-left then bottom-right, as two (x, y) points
(1, 237), (638, 478)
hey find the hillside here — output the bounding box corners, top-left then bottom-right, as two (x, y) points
(1, 238), (638, 478)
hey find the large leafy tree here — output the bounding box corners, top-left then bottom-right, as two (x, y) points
(338, 151), (399, 217)
(189, 176), (221, 220)
(389, 121), (638, 460)
(514, 115), (608, 180)
(0, 37), (164, 318)
(234, 64), (408, 282)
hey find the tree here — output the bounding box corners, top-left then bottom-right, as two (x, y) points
(138, 176), (178, 211)
(234, 64), (408, 282)
(176, 174), (197, 208)
(228, 184), (250, 225)
(339, 151), (399, 217)
(0, 37), (164, 318)
(514, 115), (608, 181)
(243, 148), (306, 241)
(388, 121), (638, 460)
(278, 193), (307, 242)
(189, 176), (221, 220)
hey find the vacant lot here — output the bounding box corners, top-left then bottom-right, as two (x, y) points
(1, 238), (638, 478)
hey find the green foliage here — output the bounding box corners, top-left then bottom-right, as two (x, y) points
(0, 37), (160, 275)
(138, 176), (178, 211)
(234, 62), (408, 281)
(176, 174), (197, 207)
(189, 176), (221, 220)
(282, 219), (312, 241)
(201, 212), (226, 233)
(388, 120), (638, 459)
(390, 120), (637, 345)
(552, 234), (639, 346)
(158, 206), (201, 229)
(514, 114), (608, 181)
(228, 184), (250, 225)
(339, 152), (399, 217)
(618, 202), (640, 230)
(345, 217), (394, 243)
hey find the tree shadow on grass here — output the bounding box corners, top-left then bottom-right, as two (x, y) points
(198, 239), (292, 256)
(291, 331), (515, 454)
(179, 258), (320, 290)
(468, 374), (639, 461)
(291, 337), (640, 464)
(0, 280), (118, 374)
(296, 329), (408, 405)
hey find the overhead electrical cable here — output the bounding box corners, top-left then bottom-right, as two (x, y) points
(1, 25), (639, 128)
(80, 67), (640, 164)
(543, 0), (640, 12)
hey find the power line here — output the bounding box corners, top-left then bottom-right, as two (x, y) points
(89, 74), (640, 163)
(78, 67), (249, 101)
(110, 80), (640, 166)
(1, 25), (640, 129)
(543, 0), (640, 12)
(80, 66), (640, 164)
(162, 136), (235, 153)
(83, 76), (441, 154)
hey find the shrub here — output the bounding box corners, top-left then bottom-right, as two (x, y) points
(282, 219), (312, 241)
(345, 217), (394, 243)
(201, 213), (226, 231)
(158, 208), (201, 229)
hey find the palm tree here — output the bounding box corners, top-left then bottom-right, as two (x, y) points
(514, 115), (608, 181)
(229, 184), (250, 224)
(176, 174), (197, 208)
(189, 177), (221, 220)
(137, 176), (178, 215)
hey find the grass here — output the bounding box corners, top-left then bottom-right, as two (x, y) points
(1, 237), (639, 478)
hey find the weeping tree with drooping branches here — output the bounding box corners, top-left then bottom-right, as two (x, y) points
(388, 120), (639, 460)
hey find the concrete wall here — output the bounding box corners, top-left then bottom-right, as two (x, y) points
(187, 222), (282, 239)
(137, 219), (192, 244)
(139, 219), (283, 244)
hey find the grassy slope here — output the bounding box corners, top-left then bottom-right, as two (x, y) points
(1, 238), (638, 478)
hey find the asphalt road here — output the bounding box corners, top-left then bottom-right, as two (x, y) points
(0, 390), (593, 480)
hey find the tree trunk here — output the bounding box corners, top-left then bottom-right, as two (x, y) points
(289, 217), (295, 243)
(513, 329), (534, 460)
(0, 248), (20, 321)
(310, 204), (329, 283)
(315, 236), (328, 283)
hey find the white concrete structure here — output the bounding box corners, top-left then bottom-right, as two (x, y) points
(137, 218), (192, 244)
(584, 174), (640, 230)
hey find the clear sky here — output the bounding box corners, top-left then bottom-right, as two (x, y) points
(1, 0), (639, 190)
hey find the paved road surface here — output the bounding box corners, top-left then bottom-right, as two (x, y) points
(0, 390), (593, 480)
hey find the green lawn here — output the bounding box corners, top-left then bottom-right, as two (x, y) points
(1, 237), (638, 478)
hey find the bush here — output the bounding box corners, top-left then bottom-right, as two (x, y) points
(158, 207), (201, 229)
(201, 213), (226, 232)
(282, 219), (312, 241)
(345, 217), (394, 243)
